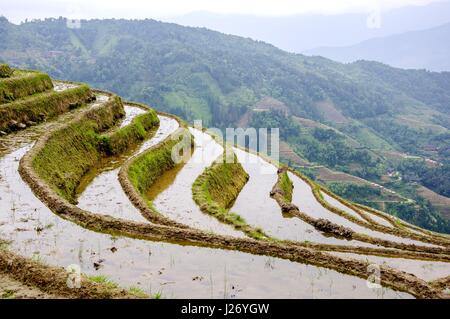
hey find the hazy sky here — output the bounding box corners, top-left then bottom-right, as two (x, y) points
(0, 0), (444, 23)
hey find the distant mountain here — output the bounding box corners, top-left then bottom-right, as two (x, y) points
(305, 22), (450, 71)
(170, 1), (450, 52)
(1, 17), (450, 231)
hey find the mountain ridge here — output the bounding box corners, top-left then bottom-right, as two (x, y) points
(169, 1), (450, 52)
(305, 22), (450, 71)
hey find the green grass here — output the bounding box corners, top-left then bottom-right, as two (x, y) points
(33, 97), (160, 203)
(0, 71), (53, 104)
(128, 128), (193, 195)
(0, 240), (10, 251)
(279, 171), (293, 202)
(31, 253), (45, 264)
(128, 286), (148, 298)
(163, 91), (212, 126)
(32, 96), (124, 202)
(340, 122), (394, 151)
(88, 275), (118, 289)
(198, 153), (248, 208)
(0, 64), (14, 78)
(102, 110), (159, 155)
(192, 151), (268, 240)
(1, 290), (16, 299)
(152, 291), (163, 299)
(0, 84), (92, 132)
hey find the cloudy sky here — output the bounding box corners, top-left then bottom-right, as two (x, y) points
(0, 0), (444, 23)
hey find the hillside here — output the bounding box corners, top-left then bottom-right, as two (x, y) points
(1, 65), (450, 298)
(306, 22), (450, 71)
(1, 17), (450, 232)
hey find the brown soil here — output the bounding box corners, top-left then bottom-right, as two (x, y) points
(430, 276), (450, 292)
(0, 274), (55, 299)
(0, 249), (139, 299)
(314, 100), (349, 124)
(416, 185), (450, 220)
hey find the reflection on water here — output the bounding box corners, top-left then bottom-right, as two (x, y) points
(330, 252), (450, 281)
(149, 128), (245, 237)
(320, 192), (366, 222)
(288, 172), (438, 248)
(0, 146), (411, 298)
(146, 163), (184, 201)
(360, 208), (396, 229)
(119, 105), (146, 128)
(230, 149), (379, 248)
(52, 81), (78, 92)
(77, 115), (179, 222)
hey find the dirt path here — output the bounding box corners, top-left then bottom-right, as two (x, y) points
(0, 274), (54, 299)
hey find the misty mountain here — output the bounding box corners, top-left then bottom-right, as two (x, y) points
(306, 22), (450, 71)
(170, 1), (450, 52)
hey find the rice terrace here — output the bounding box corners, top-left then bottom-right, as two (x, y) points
(0, 64), (449, 299)
(2, 1), (450, 308)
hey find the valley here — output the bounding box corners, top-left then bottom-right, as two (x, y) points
(0, 66), (449, 298)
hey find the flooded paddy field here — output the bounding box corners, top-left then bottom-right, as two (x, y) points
(230, 149), (380, 248)
(147, 128), (245, 237)
(77, 107), (178, 223)
(0, 81), (446, 298)
(0, 144), (409, 299)
(287, 172), (439, 248)
(330, 252), (450, 282)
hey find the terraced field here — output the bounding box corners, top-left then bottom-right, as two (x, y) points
(0, 67), (449, 299)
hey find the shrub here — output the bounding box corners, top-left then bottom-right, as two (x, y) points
(0, 64), (14, 78)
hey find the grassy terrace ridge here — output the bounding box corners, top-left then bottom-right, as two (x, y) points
(279, 170), (293, 203)
(119, 118), (203, 228)
(270, 167), (298, 213)
(0, 84), (94, 133)
(101, 107), (159, 155)
(267, 165), (450, 251)
(287, 169), (450, 249)
(32, 94), (124, 203)
(32, 93), (159, 204)
(192, 151), (269, 240)
(0, 249), (144, 299)
(0, 70), (53, 104)
(0, 64), (14, 78)
(127, 127), (192, 196)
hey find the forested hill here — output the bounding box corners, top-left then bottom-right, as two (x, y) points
(1, 17), (450, 232)
(1, 17), (449, 127)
